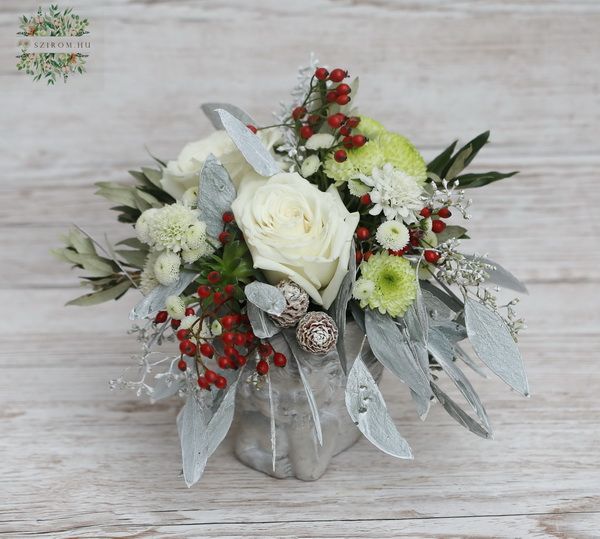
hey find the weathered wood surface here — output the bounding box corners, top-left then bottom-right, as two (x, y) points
(1, 0), (599, 537)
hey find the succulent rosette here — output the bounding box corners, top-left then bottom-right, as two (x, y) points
(55, 58), (528, 487)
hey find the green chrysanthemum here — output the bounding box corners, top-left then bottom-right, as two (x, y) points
(377, 132), (427, 185)
(357, 116), (386, 139)
(323, 141), (384, 184)
(353, 251), (417, 317)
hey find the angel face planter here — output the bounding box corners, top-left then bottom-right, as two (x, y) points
(233, 322), (382, 481)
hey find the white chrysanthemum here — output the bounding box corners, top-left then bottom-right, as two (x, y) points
(183, 221), (208, 251)
(153, 251), (181, 285)
(180, 315), (199, 331)
(181, 248), (204, 264)
(422, 230), (438, 248)
(139, 251), (160, 294)
(353, 279), (375, 301)
(359, 163), (423, 223)
(305, 133), (335, 150)
(348, 179), (371, 197)
(376, 220), (410, 250)
(165, 295), (186, 320)
(181, 186), (198, 207)
(301, 154), (321, 177)
(136, 208), (159, 245)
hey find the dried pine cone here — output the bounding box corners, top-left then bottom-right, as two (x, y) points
(270, 279), (309, 328)
(296, 311), (338, 355)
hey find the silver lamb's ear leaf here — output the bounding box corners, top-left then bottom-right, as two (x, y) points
(201, 102), (255, 130)
(428, 327), (492, 435)
(432, 319), (467, 344)
(206, 371), (242, 457)
(431, 382), (492, 439)
(365, 309), (432, 400)
(345, 354), (412, 459)
(283, 331), (323, 446)
(465, 298), (529, 396)
(130, 271), (197, 320)
(198, 154), (236, 240)
(244, 281), (286, 315)
(216, 109), (280, 177)
(465, 255), (528, 294)
(422, 289), (456, 322)
(246, 302), (281, 339)
(177, 393), (209, 487)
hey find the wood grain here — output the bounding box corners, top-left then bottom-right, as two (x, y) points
(1, 0), (599, 537)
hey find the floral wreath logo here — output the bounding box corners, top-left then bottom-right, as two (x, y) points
(16, 5), (90, 85)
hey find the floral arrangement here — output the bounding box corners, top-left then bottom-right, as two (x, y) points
(17, 5), (89, 85)
(55, 58), (529, 486)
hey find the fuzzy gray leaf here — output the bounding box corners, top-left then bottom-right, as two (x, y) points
(422, 289), (456, 322)
(267, 372), (277, 472)
(217, 109), (280, 177)
(206, 372), (241, 457)
(365, 309), (432, 400)
(177, 393), (209, 487)
(421, 281), (464, 313)
(246, 302), (281, 339)
(465, 298), (529, 396)
(477, 255), (528, 294)
(201, 102), (255, 130)
(244, 281), (286, 315)
(433, 319), (467, 343)
(130, 271), (197, 320)
(403, 281), (428, 345)
(198, 154), (237, 239)
(346, 356), (412, 459)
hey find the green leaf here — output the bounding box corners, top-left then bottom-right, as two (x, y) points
(141, 167), (163, 187)
(66, 280), (132, 306)
(441, 131), (490, 180)
(435, 225), (468, 243)
(117, 237), (147, 250)
(427, 140), (458, 176)
(455, 171), (518, 189)
(95, 182), (139, 208)
(115, 249), (147, 269)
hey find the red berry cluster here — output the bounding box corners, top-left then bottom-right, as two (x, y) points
(217, 211), (236, 245)
(354, 226), (373, 265)
(255, 342), (287, 376)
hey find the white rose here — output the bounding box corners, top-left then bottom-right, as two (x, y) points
(160, 128), (282, 199)
(232, 172), (359, 309)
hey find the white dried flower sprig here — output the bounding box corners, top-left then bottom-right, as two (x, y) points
(424, 177), (472, 220)
(435, 240), (494, 287)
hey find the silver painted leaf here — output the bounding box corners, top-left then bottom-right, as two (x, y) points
(198, 154), (236, 239)
(216, 108), (280, 177)
(151, 373), (183, 402)
(465, 298), (529, 396)
(130, 271), (197, 320)
(244, 281), (286, 315)
(433, 319), (467, 343)
(455, 343), (489, 378)
(365, 309), (431, 400)
(421, 281), (463, 313)
(428, 328), (492, 435)
(177, 392), (209, 487)
(206, 371), (241, 457)
(349, 301), (366, 334)
(267, 372), (277, 471)
(431, 382), (492, 439)
(465, 254), (528, 293)
(422, 289), (455, 322)
(410, 389), (431, 420)
(246, 302), (281, 339)
(283, 331), (323, 446)
(201, 102), (255, 130)
(345, 356), (412, 459)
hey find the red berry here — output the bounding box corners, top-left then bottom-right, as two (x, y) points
(360, 193), (372, 205)
(215, 376), (227, 389)
(335, 83), (351, 95)
(424, 250), (441, 264)
(236, 355), (247, 367)
(343, 136), (354, 149)
(179, 339), (197, 356)
(256, 359), (269, 376)
(185, 307), (195, 316)
(327, 114), (345, 129)
(154, 311), (168, 324)
(389, 248), (408, 257)
(178, 359), (187, 371)
(197, 376), (210, 390)
(234, 333), (246, 346)
(363, 250), (373, 261)
(336, 94), (351, 106)
(334, 149), (347, 163)
(207, 271), (221, 284)
(438, 207), (452, 218)
(231, 313), (242, 324)
(329, 68), (347, 82)
(351, 134), (366, 148)
(258, 343), (273, 357)
(246, 124), (257, 134)
(197, 285), (211, 299)
(273, 353), (287, 367)
(308, 114), (320, 125)
(200, 342), (214, 358)
(205, 369), (218, 384)
(315, 67), (329, 80)
(218, 231), (230, 244)
(347, 116), (360, 128)
(326, 91), (337, 103)
(222, 332), (235, 345)
(339, 125), (352, 136)
(245, 331), (256, 344)
(171, 319), (181, 329)
(176, 329), (189, 341)
(355, 250), (363, 264)
(356, 226), (370, 241)
(420, 207), (432, 218)
(222, 211), (235, 223)
(221, 315), (235, 330)
(224, 284), (236, 296)
(218, 356), (233, 370)
(213, 291), (225, 304)
(299, 125), (314, 139)
(223, 345), (236, 357)
(292, 106), (306, 120)
(432, 219), (447, 233)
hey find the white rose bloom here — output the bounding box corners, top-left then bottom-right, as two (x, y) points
(160, 128), (283, 199)
(232, 172), (359, 308)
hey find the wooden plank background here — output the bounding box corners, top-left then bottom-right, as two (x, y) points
(1, 1), (599, 537)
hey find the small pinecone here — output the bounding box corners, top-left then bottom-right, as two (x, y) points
(296, 312), (338, 355)
(270, 279), (309, 328)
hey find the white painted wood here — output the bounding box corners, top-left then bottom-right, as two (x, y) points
(1, 0), (598, 536)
